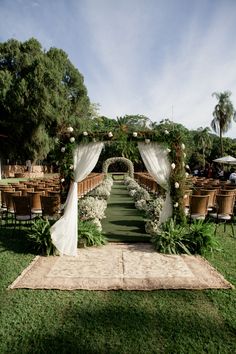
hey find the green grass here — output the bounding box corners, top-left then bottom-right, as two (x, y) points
(0, 225), (236, 352)
(102, 183), (150, 242)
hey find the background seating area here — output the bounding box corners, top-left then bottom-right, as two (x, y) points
(0, 173), (105, 227)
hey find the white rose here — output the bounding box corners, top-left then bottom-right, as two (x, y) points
(183, 152), (186, 158)
(185, 172), (189, 177)
(181, 143), (185, 150)
(184, 194), (188, 199)
(133, 132), (138, 137)
(166, 148), (171, 153)
(108, 132), (113, 138)
(70, 137), (75, 143)
(175, 182), (179, 189)
(61, 147), (66, 152)
(186, 164), (190, 169)
(67, 126), (74, 133)
(145, 139), (150, 144)
(171, 163), (176, 170)
(164, 130), (169, 135)
(174, 202), (178, 208)
(61, 178), (65, 183)
(83, 131), (88, 136)
(69, 165), (74, 170)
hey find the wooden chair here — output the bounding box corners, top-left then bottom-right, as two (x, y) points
(27, 191), (45, 215)
(200, 189), (217, 211)
(40, 196), (61, 221)
(209, 194), (235, 236)
(189, 195), (209, 220)
(13, 196), (37, 228)
(5, 191), (22, 225)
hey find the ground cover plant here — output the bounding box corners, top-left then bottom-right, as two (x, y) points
(0, 223), (236, 353)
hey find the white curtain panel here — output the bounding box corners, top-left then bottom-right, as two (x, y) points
(138, 142), (172, 223)
(51, 142), (104, 256)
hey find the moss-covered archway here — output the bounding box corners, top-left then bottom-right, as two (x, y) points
(102, 157), (134, 178)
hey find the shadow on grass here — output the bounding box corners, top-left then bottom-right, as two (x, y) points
(3, 294), (235, 354)
(108, 202), (135, 209)
(0, 227), (37, 255)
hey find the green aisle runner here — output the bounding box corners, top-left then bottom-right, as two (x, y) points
(102, 182), (150, 242)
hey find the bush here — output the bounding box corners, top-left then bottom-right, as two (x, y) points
(186, 219), (218, 255)
(78, 197), (107, 220)
(27, 218), (57, 256)
(151, 218), (218, 255)
(151, 218), (189, 254)
(78, 220), (107, 247)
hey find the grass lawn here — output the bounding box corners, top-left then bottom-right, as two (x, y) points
(0, 225), (235, 354)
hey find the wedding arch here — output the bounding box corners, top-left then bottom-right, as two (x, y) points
(102, 157), (134, 178)
(51, 128), (187, 256)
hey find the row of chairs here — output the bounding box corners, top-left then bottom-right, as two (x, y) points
(186, 194), (235, 236)
(0, 195), (61, 228)
(134, 172), (159, 194)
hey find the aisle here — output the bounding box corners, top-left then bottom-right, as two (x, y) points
(102, 182), (150, 242)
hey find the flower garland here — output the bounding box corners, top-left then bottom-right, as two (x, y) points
(55, 125), (187, 223)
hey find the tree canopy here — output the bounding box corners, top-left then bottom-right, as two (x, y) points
(0, 38), (91, 162)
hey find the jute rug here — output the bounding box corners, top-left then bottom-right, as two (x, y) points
(9, 243), (233, 291)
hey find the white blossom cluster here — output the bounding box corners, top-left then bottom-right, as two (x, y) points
(78, 197), (107, 221)
(135, 199), (147, 211)
(145, 220), (161, 236)
(133, 188), (151, 202)
(145, 197), (164, 221)
(89, 177), (113, 199)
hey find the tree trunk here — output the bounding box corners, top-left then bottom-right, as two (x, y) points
(220, 129), (223, 156)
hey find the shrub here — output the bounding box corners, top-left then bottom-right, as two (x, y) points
(78, 220), (107, 247)
(151, 218), (218, 255)
(186, 219), (218, 255)
(27, 218), (57, 256)
(151, 218), (189, 254)
(78, 197), (107, 220)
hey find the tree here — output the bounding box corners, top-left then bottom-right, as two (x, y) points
(211, 91), (236, 156)
(193, 127), (212, 169)
(0, 38), (90, 162)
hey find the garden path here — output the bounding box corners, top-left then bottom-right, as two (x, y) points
(102, 182), (150, 242)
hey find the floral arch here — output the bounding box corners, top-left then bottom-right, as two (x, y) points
(102, 157), (134, 178)
(52, 126), (188, 256)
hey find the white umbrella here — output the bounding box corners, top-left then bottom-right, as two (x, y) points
(213, 155), (236, 164)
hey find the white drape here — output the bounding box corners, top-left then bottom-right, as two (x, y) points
(138, 142), (172, 223)
(51, 142), (104, 256)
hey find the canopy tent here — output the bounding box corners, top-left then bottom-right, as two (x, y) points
(213, 155), (236, 164)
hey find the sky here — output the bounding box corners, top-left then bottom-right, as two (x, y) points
(1, 0), (236, 137)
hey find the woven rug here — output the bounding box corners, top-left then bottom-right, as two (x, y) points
(9, 243), (233, 291)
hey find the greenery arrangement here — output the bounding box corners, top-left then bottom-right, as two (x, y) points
(27, 218), (57, 256)
(151, 218), (218, 255)
(78, 220), (107, 247)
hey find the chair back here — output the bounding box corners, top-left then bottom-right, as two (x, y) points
(27, 191), (45, 211)
(5, 191), (22, 212)
(13, 196), (32, 216)
(200, 189), (217, 208)
(189, 195), (209, 216)
(215, 194), (235, 215)
(1, 188), (15, 208)
(40, 196), (61, 218)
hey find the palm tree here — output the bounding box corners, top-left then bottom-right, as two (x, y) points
(211, 91), (236, 156)
(193, 127), (213, 169)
